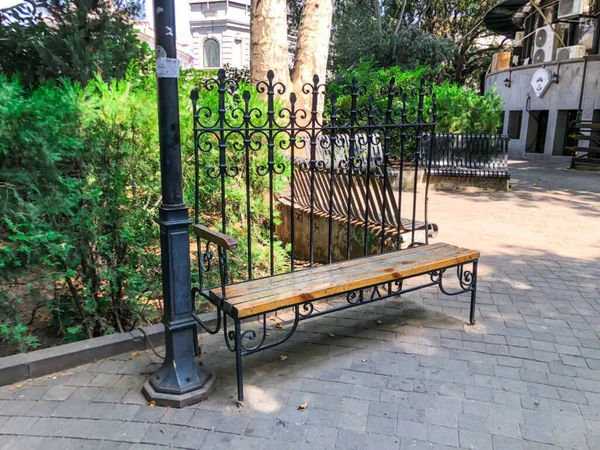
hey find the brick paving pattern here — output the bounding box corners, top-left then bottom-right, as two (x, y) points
(1, 160), (600, 449)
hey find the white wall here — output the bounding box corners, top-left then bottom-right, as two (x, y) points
(486, 58), (600, 158)
(188, 0), (251, 70)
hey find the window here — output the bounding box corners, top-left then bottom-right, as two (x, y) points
(203, 38), (220, 68)
(507, 110), (523, 139)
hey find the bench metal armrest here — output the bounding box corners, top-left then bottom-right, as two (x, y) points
(193, 224), (238, 251)
(192, 224), (236, 314)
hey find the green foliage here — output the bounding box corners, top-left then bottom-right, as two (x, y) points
(387, 0), (501, 86)
(0, 66), (289, 353)
(0, 0), (144, 87)
(0, 77), (83, 351)
(0, 74), (163, 350)
(331, 4), (452, 71)
(433, 83), (504, 135)
(329, 61), (503, 135)
(332, 0), (504, 87)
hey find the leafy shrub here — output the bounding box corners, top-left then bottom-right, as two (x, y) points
(331, 4), (452, 71)
(329, 60), (503, 135)
(0, 67), (289, 353)
(0, 78), (83, 351)
(0, 0), (144, 87)
(0, 75), (163, 348)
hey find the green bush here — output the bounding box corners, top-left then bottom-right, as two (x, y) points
(328, 60), (503, 135)
(0, 0), (144, 87)
(0, 76), (163, 348)
(0, 68), (289, 353)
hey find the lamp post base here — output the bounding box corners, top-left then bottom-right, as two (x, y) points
(142, 370), (217, 408)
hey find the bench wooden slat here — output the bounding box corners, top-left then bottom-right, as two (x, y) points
(231, 248), (471, 310)
(208, 243), (479, 318)
(223, 247), (449, 304)
(220, 243), (451, 301)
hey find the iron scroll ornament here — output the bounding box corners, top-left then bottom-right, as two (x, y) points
(429, 266), (476, 296)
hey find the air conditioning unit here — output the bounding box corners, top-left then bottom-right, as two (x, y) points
(556, 44), (586, 60)
(533, 25), (559, 64)
(514, 31), (525, 47)
(558, 0), (590, 20)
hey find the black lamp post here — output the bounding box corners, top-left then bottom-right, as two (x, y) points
(142, 0), (215, 408)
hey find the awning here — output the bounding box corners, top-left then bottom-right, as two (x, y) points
(483, 0), (530, 38)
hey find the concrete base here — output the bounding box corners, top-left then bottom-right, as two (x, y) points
(276, 200), (428, 264)
(0, 312), (219, 388)
(142, 372), (217, 408)
(429, 175), (509, 192)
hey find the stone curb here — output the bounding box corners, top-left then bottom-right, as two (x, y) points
(0, 312), (218, 387)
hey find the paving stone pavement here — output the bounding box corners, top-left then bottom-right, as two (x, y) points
(1, 160), (600, 450)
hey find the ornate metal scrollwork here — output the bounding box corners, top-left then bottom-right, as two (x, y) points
(298, 302), (315, 319)
(192, 288), (222, 335)
(429, 269), (446, 284)
(347, 290), (363, 305)
(223, 315), (237, 352)
(457, 265), (475, 291)
(430, 264), (476, 296)
(389, 279), (403, 295)
(224, 307), (302, 356)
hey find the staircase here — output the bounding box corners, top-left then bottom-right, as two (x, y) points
(567, 121), (600, 171)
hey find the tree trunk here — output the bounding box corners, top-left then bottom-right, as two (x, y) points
(250, 0), (291, 88)
(291, 0), (334, 114)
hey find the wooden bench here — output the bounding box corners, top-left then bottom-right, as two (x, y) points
(289, 164), (438, 246)
(190, 69), (481, 404)
(205, 241), (478, 319)
(426, 134), (510, 179)
(294, 133), (392, 176)
(195, 225), (479, 402)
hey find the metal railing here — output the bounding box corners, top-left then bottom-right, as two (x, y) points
(425, 133), (510, 179)
(191, 70), (438, 283)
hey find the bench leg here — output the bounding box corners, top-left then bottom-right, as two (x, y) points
(234, 320), (244, 403)
(470, 261), (478, 326)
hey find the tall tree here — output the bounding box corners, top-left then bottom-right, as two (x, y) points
(0, 0), (143, 87)
(331, 0), (451, 71)
(291, 0), (334, 112)
(391, 0), (506, 86)
(250, 0), (334, 112)
(250, 0), (291, 88)
(332, 0), (505, 87)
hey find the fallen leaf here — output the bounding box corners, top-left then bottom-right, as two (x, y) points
(148, 401), (156, 408)
(376, 320), (383, 325)
(329, 333), (335, 338)
(265, 332), (271, 337)
(298, 402), (308, 410)
(275, 323), (283, 329)
(280, 355), (288, 361)
(269, 317), (278, 322)
(361, 359), (367, 363)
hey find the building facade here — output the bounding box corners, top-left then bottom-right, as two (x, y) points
(484, 0), (600, 159)
(135, 22), (194, 69)
(188, 0), (251, 70)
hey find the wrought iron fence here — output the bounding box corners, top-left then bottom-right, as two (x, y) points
(425, 133), (510, 178)
(191, 69), (437, 287)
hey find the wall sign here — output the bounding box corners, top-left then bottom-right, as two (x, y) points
(531, 68), (552, 98)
